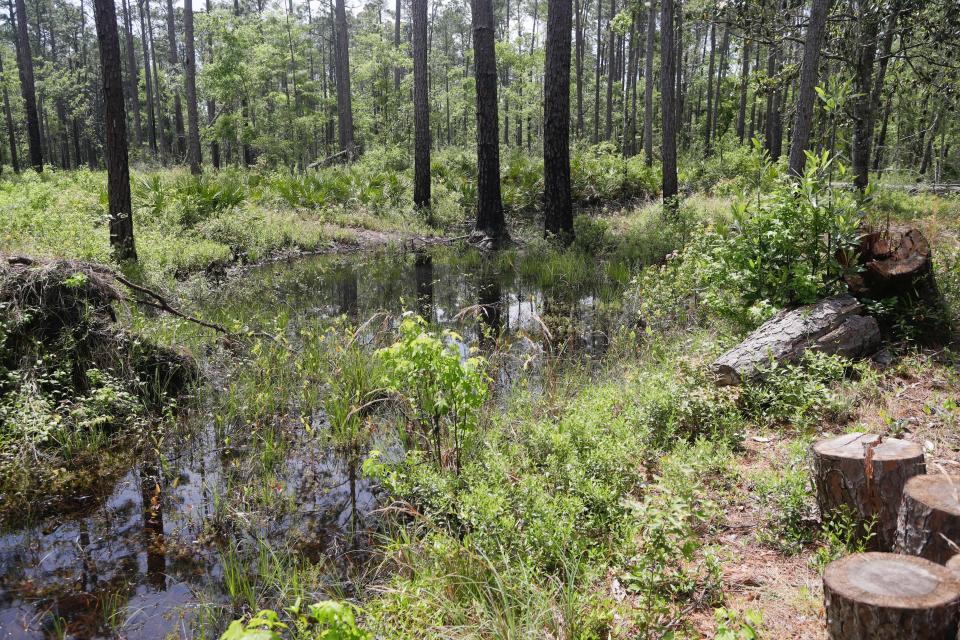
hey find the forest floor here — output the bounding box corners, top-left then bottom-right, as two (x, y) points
(1, 160), (960, 638)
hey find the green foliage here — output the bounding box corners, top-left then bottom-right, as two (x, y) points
(740, 351), (854, 429)
(220, 601), (369, 640)
(752, 441), (817, 554)
(703, 152), (862, 324)
(714, 608), (762, 640)
(812, 507), (876, 569)
(377, 316), (488, 472)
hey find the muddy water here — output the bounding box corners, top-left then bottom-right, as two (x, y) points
(0, 245), (626, 639)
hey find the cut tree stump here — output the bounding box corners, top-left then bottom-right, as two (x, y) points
(945, 554), (960, 577)
(812, 433), (925, 550)
(843, 226), (949, 342)
(824, 552), (960, 640)
(712, 295), (880, 386)
(896, 474), (960, 564)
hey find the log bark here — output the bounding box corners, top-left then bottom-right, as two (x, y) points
(712, 295), (881, 386)
(896, 474), (960, 564)
(843, 227), (949, 342)
(824, 552), (960, 640)
(812, 433), (925, 550)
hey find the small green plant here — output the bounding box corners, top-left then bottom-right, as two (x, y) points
(220, 601), (369, 640)
(714, 607), (762, 639)
(377, 316), (488, 473)
(753, 442), (817, 554)
(813, 508), (876, 569)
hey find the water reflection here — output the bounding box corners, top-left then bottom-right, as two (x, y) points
(0, 245), (625, 639)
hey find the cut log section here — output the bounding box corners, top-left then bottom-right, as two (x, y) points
(842, 226), (949, 343)
(812, 433), (925, 550)
(946, 554), (960, 577)
(896, 474), (960, 564)
(712, 295), (880, 386)
(824, 552), (960, 640)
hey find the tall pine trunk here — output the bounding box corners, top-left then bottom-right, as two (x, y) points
(183, 0), (202, 174)
(412, 0), (430, 208)
(642, 0), (654, 165)
(334, 0), (355, 158)
(604, 0), (615, 141)
(850, 0), (879, 190)
(543, 0), (573, 241)
(205, 0), (220, 168)
(574, 0), (584, 137)
(166, 0), (186, 157)
(736, 36), (750, 143)
(660, 0), (677, 202)
(470, 0), (506, 244)
(121, 0), (143, 148)
(703, 20), (715, 154)
(93, 0), (137, 261)
(787, 0), (831, 175)
(139, 0), (158, 154)
(10, 0), (43, 170)
(0, 51), (19, 172)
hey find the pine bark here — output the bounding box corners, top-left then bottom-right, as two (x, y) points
(470, 0), (506, 244)
(603, 0), (615, 142)
(823, 552), (960, 640)
(94, 0), (137, 261)
(787, 0), (831, 175)
(896, 474), (960, 564)
(412, 0), (430, 208)
(121, 0), (143, 149)
(166, 0), (186, 157)
(0, 51), (19, 172)
(11, 0), (43, 170)
(851, 0), (879, 191)
(703, 21), (715, 154)
(183, 0), (202, 174)
(543, 0), (573, 241)
(642, 0), (654, 165)
(736, 37), (750, 143)
(204, 0), (220, 168)
(812, 433), (925, 551)
(334, 0), (355, 158)
(660, 0), (677, 202)
(138, 0), (158, 154)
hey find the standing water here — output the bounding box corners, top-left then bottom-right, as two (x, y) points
(0, 244), (628, 639)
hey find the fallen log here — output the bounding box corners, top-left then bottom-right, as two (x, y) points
(812, 433), (925, 550)
(843, 226), (950, 343)
(896, 474), (960, 564)
(823, 552), (960, 640)
(712, 295), (881, 386)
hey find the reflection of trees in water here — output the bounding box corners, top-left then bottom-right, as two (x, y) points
(477, 262), (503, 350)
(337, 265), (359, 318)
(140, 462), (166, 592)
(414, 251), (434, 322)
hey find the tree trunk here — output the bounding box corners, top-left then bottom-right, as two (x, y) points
(736, 37), (750, 144)
(10, 0), (43, 170)
(121, 0), (143, 149)
(642, 0), (654, 165)
(660, 0), (677, 202)
(470, 0), (506, 245)
(394, 0), (401, 90)
(622, 12), (639, 158)
(543, 0), (573, 242)
(183, 0), (202, 174)
(713, 296), (881, 386)
(823, 552), (960, 640)
(574, 0), (583, 137)
(764, 43), (782, 159)
(166, 0), (186, 158)
(896, 474), (960, 564)
(703, 20), (715, 154)
(334, 0), (355, 158)
(138, 0), (158, 155)
(787, 0), (832, 175)
(412, 0), (430, 208)
(812, 433), (924, 551)
(0, 51), (19, 173)
(592, 0), (601, 143)
(603, 0), (615, 142)
(205, 0), (220, 168)
(919, 106), (942, 177)
(851, 0), (880, 191)
(94, 0), (137, 262)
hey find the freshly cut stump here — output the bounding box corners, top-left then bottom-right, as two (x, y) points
(812, 433), (925, 550)
(824, 552), (960, 640)
(946, 554), (960, 577)
(896, 474), (960, 564)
